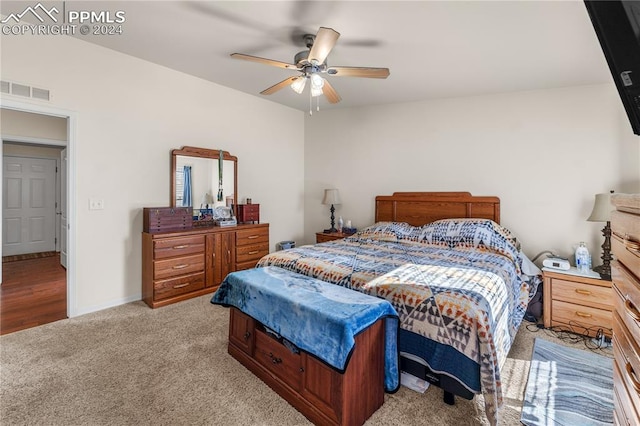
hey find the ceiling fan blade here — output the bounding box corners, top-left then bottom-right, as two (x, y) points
(327, 66), (390, 79)
(322, 79), (342, 104)
(308, 27), (340, 65)
(260, 76), (301, 95)
(230, 53), (299, 70)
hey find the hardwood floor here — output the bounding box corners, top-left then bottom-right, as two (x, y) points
(1, 254), (67, 335)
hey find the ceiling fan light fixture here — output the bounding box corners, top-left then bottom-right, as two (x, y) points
(311, 85), (324, 97)
(310, 73), (325, 89)
(290, 77), (306, 94)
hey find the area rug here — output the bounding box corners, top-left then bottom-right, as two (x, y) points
(521, 338), (613, 426)
(2, 251), (57, 263)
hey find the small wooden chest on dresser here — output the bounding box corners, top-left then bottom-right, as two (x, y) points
(235, 203), (259, 224)
(143, 207), (192, 233)
(610, 193), (640, 426)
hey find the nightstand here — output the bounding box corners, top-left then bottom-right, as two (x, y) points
(542, 267), (612, 337)
(316, 232), (349, 243)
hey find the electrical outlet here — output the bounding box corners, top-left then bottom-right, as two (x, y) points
(89, 198), (104, 210)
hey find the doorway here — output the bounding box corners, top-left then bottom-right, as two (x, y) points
(0, 101), (77, 333)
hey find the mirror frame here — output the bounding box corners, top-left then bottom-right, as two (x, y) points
(170, 146), (238, 211)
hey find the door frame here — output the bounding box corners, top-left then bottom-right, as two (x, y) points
(1, 98), (78, 318)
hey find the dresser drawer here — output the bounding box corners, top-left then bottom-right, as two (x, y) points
(154, 254), (204, 280)
(613, 265), (640, 347)
(236, 227), (269, 246)
(154, 272), (205, 300)
(614, 312), (640, 414)
(552, 278), (612, 310)
(153, 235), (205, 260)
(236, 243), (269, 264)
(254, 328), (302, 391)
(551, 299), (612, 335)
(613, 235), (640, 284)
(614, 358), (640, 426)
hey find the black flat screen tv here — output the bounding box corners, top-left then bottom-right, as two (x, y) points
(584, 0), (640, 135)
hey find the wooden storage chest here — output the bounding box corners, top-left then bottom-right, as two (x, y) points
(143, 207), (192, 233)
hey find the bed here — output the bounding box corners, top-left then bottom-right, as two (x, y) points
(256, 192), (541, 425)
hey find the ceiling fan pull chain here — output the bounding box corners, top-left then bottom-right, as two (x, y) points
(309, 89), (313, 115)
(317, 96), (320, 112)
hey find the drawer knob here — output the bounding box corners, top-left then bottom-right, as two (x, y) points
(268, 352), (282, 364)
(248, 250), (259, 255)
(247, 235), (259, 239)
(575, 311), (592, 318)
(625, 362), (640, 394)
(574, 289), (592, 296)
(625, 297), (640, 322)
(243, 331), (251, 341)
(173, 244), (189, 249)
(172, 264), (189, 270)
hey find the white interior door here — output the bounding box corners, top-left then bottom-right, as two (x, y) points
(3, 156), (56, 256)
(60, 148), (67, 268)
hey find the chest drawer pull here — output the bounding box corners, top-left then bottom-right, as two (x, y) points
(173, 244), (189, 249)
(575, 289), (592, 296)
(243, 331), (251, 341)
(625, 297), (640, 322)
(269, 352), (283, 364)
(173, 282), (190, 289)
(247, 235), (259, 239)
(172, 264), (189, 270)
(625, 362), (640, 394)
(575, 311), (593, 318)
(248, 250), (259, 255)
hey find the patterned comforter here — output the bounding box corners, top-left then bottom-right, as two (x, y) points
(256, 219), (540, 425)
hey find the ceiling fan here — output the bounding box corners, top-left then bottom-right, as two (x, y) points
(230, 27), (390, 108)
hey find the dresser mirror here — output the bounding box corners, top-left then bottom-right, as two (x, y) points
(170, 146), (237, 218)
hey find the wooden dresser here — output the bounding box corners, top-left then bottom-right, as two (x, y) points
(610, 193), (640, 425)
(142, 223), (269, 308)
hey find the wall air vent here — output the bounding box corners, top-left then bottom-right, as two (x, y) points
(0, 80), (51, 101)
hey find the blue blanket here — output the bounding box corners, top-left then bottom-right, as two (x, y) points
(211, 266), (400, 392)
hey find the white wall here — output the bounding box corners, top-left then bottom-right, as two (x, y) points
(1, 33), (305, 315)
(304, 85), (640, 263)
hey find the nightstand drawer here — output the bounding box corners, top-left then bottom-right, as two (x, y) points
(552, 278), (612, 310)
(613, 235), (640, 284)
(551, 299), (612, 334)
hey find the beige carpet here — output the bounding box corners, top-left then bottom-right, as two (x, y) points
(0, 295), (612, 425)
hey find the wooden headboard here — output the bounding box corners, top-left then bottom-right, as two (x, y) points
(375, 192), (501, 226)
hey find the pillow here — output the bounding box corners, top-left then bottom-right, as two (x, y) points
(418, 218), (521, 263)
(353, 222), (420, 243)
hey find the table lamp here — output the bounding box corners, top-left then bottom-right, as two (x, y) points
(322, 189), (341, 233)
(587, 190), (614, 280)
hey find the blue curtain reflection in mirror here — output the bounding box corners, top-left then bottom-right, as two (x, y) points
(182, 165), (192, 207)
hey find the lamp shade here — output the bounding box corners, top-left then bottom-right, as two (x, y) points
(322, 189), (341, 205)
(587, 192), (613, 222)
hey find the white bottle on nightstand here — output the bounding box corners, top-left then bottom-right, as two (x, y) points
(575, 242), (591, 273)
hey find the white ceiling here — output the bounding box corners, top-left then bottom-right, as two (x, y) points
(4, 1), (614, 112)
